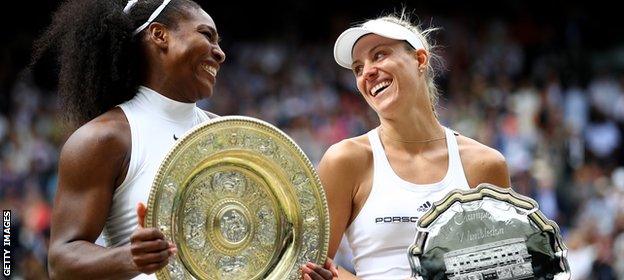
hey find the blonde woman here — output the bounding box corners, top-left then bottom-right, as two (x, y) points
(303, 13), (510, 280)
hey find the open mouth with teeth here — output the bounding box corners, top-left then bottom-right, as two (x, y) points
(370, 80), (392, 97)
(201, 64), (217, 77)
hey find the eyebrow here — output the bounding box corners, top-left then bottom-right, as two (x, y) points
(351, 43), (392, 68)
(198, 24), (220, 41)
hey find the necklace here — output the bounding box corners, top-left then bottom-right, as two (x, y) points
(379, 127), (446, 143)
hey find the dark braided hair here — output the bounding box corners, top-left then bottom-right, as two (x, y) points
(31, 0), (201, 128)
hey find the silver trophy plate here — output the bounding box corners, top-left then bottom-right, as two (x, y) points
(408, 183), (570, 280)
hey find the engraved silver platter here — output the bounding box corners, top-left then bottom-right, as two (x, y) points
(146, 116), (330, 280)
(408, 183), (570, 280)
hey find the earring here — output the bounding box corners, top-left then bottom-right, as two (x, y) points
(419, 68), (424, 73)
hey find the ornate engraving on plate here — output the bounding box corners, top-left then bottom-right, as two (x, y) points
(219, 208), (249, 243)
(145, 116), (329, 280)
(212, 171), (247, 197)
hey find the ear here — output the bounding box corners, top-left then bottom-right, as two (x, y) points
(411, 49), (429, 72)
(146, 22), (170, 50)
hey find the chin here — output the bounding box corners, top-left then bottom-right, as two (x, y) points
(374, 101), (400, 117)
(197, 92), (213, 101)
(197, 85), (214, 100)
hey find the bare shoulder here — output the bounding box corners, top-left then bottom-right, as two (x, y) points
(59, 108), (130, 185)
(318, 134), (372, 192)
(455, 134), (511, 188)
(320, 134), (371, 173)
(62, 108), (129, 157)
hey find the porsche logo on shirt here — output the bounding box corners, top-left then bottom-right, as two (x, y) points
(374, 201), (432, 223)
(375, 216), (419, 223)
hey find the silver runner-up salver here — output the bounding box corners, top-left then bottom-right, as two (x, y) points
(408, 183), (570, 280)
(145, 116), (330, 279)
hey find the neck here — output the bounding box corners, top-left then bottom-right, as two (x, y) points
(378, 107), (445, 150)
(144, 80), (194, 103)
(142, 54), (195, 103)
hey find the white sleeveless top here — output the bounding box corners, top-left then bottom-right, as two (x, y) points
(101, 86), (213, 279)
(344, 127), (470, 279)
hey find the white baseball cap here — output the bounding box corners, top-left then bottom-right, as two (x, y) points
(333, 19), (426, 69)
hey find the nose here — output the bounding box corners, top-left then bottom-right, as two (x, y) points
(213, 45), (226, 64)
(362, 63), (378, 81)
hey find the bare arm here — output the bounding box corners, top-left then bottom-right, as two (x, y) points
(48, 112), (174, 279)
(48, 119), (138, 279)
(318, 143), (360, 259)
(304, 140), (369, 280)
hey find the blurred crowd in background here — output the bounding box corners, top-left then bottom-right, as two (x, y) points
(1, 1), (624, 279)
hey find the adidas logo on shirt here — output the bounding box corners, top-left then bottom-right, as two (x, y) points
(417, 201), (432, 212)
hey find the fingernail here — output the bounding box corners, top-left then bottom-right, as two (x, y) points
(306, 262), (317, 269)
(301, 266), (312, 273)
